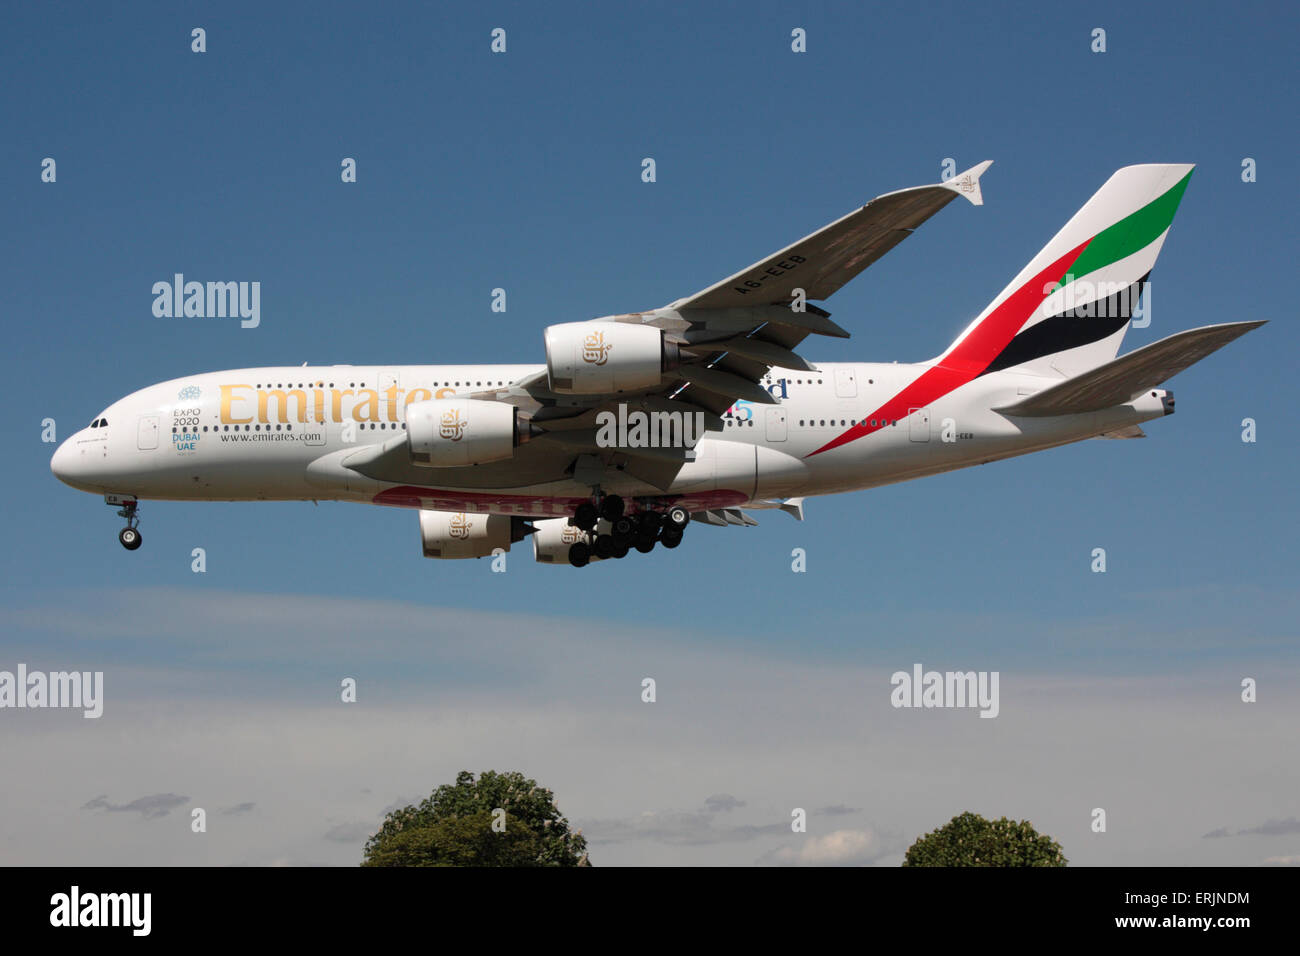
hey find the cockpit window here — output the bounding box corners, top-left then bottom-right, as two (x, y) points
(99, 419), (107, 427)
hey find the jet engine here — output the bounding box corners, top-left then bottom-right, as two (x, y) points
(531, 516), (602, 565)
(418, 510), (533, 559)
(544, 321), (679, 394)
(406, 398), (530, 467)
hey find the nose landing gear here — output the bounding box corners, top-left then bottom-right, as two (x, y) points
(107, 495), (142, 551)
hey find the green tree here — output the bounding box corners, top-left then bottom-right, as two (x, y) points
(903, 811), (1067, 867)
(362, 770), (590, 867)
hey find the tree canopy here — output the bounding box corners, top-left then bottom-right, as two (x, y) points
(362, 770), (590, 867)
(903, 811), (1067, 867)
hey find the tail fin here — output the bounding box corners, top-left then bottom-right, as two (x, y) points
(938, 164), (1194, 379)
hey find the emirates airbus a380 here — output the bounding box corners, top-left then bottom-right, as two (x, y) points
(51, 162), (1261, 567)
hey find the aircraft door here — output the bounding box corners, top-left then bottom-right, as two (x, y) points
(908, 407), (930, 442)
(834, 367), (857, 398)
(765, 407), (787, 441)
(137, 415), (159, 450)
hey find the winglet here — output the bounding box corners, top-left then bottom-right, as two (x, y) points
(941, 160), (993, 206)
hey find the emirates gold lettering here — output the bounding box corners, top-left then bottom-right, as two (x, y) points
(218, 383), (462, 425)
(258, 389), (308, 423)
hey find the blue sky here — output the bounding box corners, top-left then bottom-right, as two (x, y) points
(1, 1), (1296, 865)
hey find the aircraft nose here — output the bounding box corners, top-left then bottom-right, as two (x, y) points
(50, 436), (78, 484)
(50, 432), (103, 490)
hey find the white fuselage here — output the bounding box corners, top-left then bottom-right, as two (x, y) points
(50, 361), (1170, 516)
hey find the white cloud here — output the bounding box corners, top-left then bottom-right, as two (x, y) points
(763, 829), (894, 866)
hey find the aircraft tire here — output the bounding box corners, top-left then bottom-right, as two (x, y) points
(574, 502), (599, 530)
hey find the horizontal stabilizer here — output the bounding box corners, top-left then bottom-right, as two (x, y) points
(996, 320), (1264, 417)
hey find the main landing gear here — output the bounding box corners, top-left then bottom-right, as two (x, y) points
(109, 495), (142, 551)
(566, 494), (690, 567)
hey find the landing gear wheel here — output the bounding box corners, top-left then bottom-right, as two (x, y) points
(110, 497), (142, 550)
(599, 494), (624, 522)
(568, 542), (591, 567)
(666, 505), (690, 529)
(573, 502), (599, 531)
(639, 511), (664, 534)
(611, 538), (630, 559)
(593, 534), (616, 559)
(660, 530), (682, 549)
(634, 534), (656, 554)
(611, 516), (635, 540)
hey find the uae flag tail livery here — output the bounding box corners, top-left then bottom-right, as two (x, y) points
(951, 163), (1193, 380)
(813, 164), (1201, 458)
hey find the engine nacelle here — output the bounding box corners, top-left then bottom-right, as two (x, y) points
(532, 516), (602, 565)
(418, 510), (530, 559)
(406, 398), (526, 467)
(544, 321), (678, 394)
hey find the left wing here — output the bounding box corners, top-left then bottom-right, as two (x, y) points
(523, 162), (993, 421)
(668, 160), (992, 310)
